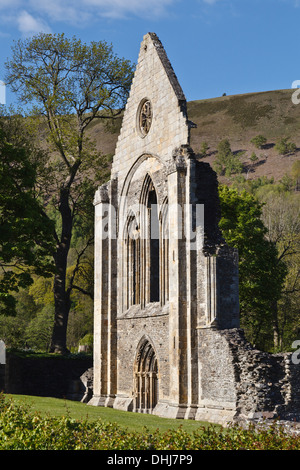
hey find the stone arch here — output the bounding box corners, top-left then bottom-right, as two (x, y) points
(123, 210), (140, 309)
(119, 157), (169, 312)
(119, 153), (165, 218)
(134, 336), (159, 413)
(140, 174), (160, 303)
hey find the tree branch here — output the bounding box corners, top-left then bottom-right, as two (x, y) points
(72, 284), (93, 300)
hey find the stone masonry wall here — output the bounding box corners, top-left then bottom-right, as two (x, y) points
(195, 328), (300, 424)
(198, 328), (238, 409)
(116, 305), (169, 400)
(219, 329), (300, 421)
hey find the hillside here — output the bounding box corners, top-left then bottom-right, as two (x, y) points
(87, 88), (300, 183)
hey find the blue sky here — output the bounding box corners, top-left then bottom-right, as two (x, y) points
(0, 0), (299, 106)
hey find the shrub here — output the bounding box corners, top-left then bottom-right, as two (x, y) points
(199, 141), (209, 158)
(78, 333), (93, 352)
(1, 394), (300, 450)
(275, 137), (296, 155)
(213, 139), (243, 177)
(250, 152), (258, 163)
(250, 135), (267, 149)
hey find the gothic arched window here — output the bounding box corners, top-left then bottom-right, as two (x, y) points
(125, 214), (140, 308)
(147, 186), (160, 302)
(123, 173), (169, 311)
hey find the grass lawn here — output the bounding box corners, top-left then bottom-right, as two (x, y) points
(5, 394), (219, 434)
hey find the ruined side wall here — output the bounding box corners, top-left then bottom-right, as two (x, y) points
(197, 328), (300, 423)
(223, 329), (286, 419)
(196, 328), (238, 424)
(284, 358), (300, 419)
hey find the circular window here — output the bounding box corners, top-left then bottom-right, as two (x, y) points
(137, 99), (152, 137)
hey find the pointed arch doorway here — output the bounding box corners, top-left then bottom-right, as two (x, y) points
(134, 338), (159, 413)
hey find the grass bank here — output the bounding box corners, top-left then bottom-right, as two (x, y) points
(6, 394), (213, 434)
(1, 394), (300, 450)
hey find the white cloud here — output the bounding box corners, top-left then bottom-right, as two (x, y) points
(17, 10), (51, 36)
(27, 0), (91, 24)
(26, 0), (175, 23)
(0, 0), (21, 9)
(0, 0), (176, 36)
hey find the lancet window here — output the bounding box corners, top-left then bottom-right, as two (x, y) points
(124, 174), (169, 310)
(125, 214), (140, 308)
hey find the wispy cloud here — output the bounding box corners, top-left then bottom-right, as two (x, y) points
(17, 10), (51, 36)
(27, 0), (92, 25)
(82, 0), (175, 19)
(0, 0), (177, 36)
(0, 0), (21, 8)
(29, 0), (175, 25)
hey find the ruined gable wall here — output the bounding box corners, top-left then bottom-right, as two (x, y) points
(111, 33), (189, 187)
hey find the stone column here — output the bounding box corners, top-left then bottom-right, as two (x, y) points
(184, 156), (200, 419)
(89, 183), (110, 406)
(89, 179), (118, 408)
(166, 149), (188, 419)
(105, 178), (118, 406)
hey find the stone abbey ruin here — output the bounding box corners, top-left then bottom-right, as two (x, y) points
(89, 33), (300, 425)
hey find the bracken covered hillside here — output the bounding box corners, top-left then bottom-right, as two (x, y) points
(188, 89), (300, 183)
(87, 89), (300, 183)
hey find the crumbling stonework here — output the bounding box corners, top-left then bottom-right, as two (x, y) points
(89, 33), (300, 425)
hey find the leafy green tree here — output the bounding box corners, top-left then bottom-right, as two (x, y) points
(213, 139), (243, 177)
(275, 137), (296, 155)
(250, 152), (258, 163)
(25, 305), (55, 351)
(0, 116), (55, 315)
(290, 160), (300, 190)
(199, 141), (209, 158)
(5, 33), (134, 353)
(260, 192), (300, 350)
(250, 135), (267, 149)
(216, 139), (231, 160)
(218, 186), (287, 350)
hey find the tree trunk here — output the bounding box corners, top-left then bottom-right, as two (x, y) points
(272, 300), (280, 351)
(50, 188), (72, 354)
